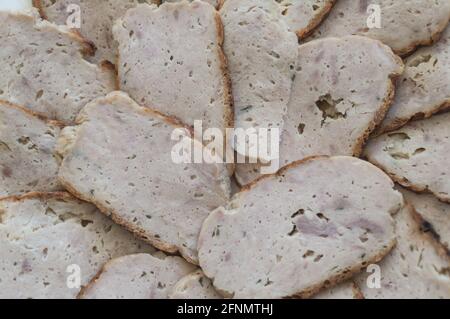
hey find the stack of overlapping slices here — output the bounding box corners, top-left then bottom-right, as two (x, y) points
(0, 0), (449, 299)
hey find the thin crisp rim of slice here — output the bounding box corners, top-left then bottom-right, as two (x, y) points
(365, 130), (450, 205)
(306, 0), (450, 57)
(397, 17), (450, 57)
(23, 4), (97, 56)
(294, 0), (336, 39)
(407, 200), (450, 258)
(0, 191), (76, 203)
(379, 99), (450, 135)
(76, 253), (194, 299)
(0, 99), (65, 128)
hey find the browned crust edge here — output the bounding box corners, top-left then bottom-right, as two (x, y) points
(351, 203), (450, 299)
(303, 5), (449, 57)
(100, 60), (117, 76)
(70, 29), (97, 57)
(31, 0), (96, 57)
(77, 252), (173, 299)
(214, 9), (236, 174)
(239, 155), (327, 193)
(353, 80), (399, 156)
(114, 30), (122, 92)
(216, 0), (225, 10)
(0, 191), (161, 298)
(378, 99), (450, 135)
(76, 261), (107, 299)
(365, 156), (450, 205)
(58, 176), (198, 266)
(0, 190), (99, 299)
(296, 0), (336, 39)
(32, 0), (46, 19)
(405, 201), (450, 262)
(214, 11), (234, 134)
(408, 201), (450, 258)
(351, 282), (365, 299)
(0, 99), (65, 128)
(352, 42), (404, 157)
(99, 60), (120, 91)
(202, 155), (398, 298)
(235, 38), (404, 187)
(204, 235), (396, 299)
(395, 16), (450, 57)
(75, 92), (195, 136)
(290, 238), (396, 299)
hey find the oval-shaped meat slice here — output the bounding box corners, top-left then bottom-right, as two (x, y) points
(365, 112), (450, 203)
(0, 192), (155, 299)
(0, 101), (61, 197)
(0, 10), (115, 123)
(57, 91), (231, 264)
(306, 0), (450, 56)
(355, 204), (450, 299)
(235, 36), (403, 185)
(79, 253), (196, 299)
(378, 26), (450, 133)
(198, 156), (403, 299)
(220, 0), (298, 161)
(113, 1), (233, 136)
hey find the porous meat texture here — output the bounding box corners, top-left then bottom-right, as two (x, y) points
(355, 204), (450, 299)
(113, 1), (233, 135)
(0, 102), (61, 197)
(58, 92), (231, 264)
(170, 270), (223, 299)
(220, 0), (298, 161)
(307, 0), (450, 56)
(379, 26), (450, 133)
(199, 156), (403, 299)
(400, 187), (450, 254)
(365, 112), (450, 203)
(275, 0), (336, 37)
(0, 10), (115, 123)
(0, 193), (155, 299)
(80, 253), (196, 299)
(313, 281), (363, 299)
(235, 36), (403, 185)
(34, 0), (152, 64)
